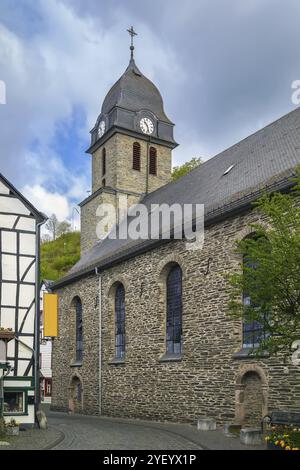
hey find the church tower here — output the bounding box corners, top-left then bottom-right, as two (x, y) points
(80, 28), (178, 254)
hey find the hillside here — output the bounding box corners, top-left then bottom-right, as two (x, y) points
(41, 232), (81, 282)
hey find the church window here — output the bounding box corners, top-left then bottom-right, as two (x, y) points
(149, 147), (157, 175)
(102, 148), (106, 176)
(242, 237), (269, 348)
(133, 142), (141, 171)
(166, 265), (182, 354)
(115, 283), (125, 359)
(75, 297), (83, 362)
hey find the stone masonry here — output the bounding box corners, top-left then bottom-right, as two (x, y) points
(51, 208), (300, 424)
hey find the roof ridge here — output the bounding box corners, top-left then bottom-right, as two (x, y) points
(143, 106), (300, 202)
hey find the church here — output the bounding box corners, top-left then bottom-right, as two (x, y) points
(51, 34), (300, 426)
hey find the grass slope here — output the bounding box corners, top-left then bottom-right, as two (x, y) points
(41, 232), (80, 281)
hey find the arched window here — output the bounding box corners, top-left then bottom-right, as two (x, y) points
(115, 284), (125, 359)
(166, 265), (182, 354)
(102, 148), (106, 176)
(149, 147), (157, 175)
(132, 142), (141, 171)
(75, 297), (83, 362)
(242, 236), (268, 348)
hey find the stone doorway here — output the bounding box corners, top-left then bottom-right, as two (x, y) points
(235, 366), (268, 426)
(69, 376), (83, 413)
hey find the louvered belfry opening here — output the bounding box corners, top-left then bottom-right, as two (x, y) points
(102, 148), (106, 176)
(132, 142), (141, 171)
(149, 146), (157, 175)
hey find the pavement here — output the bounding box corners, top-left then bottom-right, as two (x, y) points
(0, 406), (266, 451)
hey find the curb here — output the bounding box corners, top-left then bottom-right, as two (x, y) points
(42, 426), (65, 450)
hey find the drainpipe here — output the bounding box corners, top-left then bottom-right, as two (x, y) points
(34, 219), (46, 422)
(95, 267), (102, 415)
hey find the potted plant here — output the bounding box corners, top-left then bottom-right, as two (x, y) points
(5, 418), (20, 436)
(265, 425), (300, 450)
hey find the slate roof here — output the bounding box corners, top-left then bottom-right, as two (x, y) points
(53, 107), (300, 288)
(101, 58), (173, 124)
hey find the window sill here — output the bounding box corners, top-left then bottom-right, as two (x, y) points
(70, 361), (83, 368)
(233, 348), (270, 359)
(108, 358), (125, 365)
(158, 353), (182, 363)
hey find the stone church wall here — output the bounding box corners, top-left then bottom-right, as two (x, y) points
(52, 209), (300, 424)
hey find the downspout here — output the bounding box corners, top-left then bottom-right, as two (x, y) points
(34, 219), (46, 422)
(95, 267), (102, 415)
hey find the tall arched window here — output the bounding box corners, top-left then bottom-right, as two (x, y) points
(166, 265), (182, 354)
(75, 297), (83, 362)
(149, 147), (157, 175)
(115, 284), (125, 359)
(132, 142), (141, 171)
(102, 148), (106, 176)
(242, 236), (268, 348)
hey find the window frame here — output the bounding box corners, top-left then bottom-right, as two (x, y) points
(75, 297), (83, 363)
(242, 252), (267, 349)
(3, 389), (28, 416)
(114, 284), (126, 360)
(102, 148), (106, 176)
(149, 147), (157, 175)
(132, 142), (141, 171)
(166, 265), (183, 355)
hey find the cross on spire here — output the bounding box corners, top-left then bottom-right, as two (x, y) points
(127, 26), (137, 60)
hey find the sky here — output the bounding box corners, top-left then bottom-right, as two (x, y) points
(0, 0), (300, 225)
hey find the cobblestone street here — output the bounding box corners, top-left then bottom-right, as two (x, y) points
(48, 412), (201, 450)
(0, 407), (265, 450)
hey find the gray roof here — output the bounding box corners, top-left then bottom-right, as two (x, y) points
(101, 58), (173, 124)
(53, 107), (300, 288)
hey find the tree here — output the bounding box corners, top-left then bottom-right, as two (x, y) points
(57, 220), (71, 238)
(172, 157), (202, 181)
(45, 214), (71, 240)
(45, 214), (59, 240)
(227, 167), (300, 356)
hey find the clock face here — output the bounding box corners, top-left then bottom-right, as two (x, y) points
(98, 120), (106, 138)
(140, 117), (154, 135)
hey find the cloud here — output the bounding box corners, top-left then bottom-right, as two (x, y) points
(1, 0), (300, 217)
(22, 184), (70, 221)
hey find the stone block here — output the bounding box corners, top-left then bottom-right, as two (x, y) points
(36, 410), (48, 430)
(223, 424), (241, 437)
(197, 417), (217, 431)
(240, 428), (262, 446)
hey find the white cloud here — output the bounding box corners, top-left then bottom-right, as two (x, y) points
(22, 184), (70, 221)
(0, 0), (182, 218)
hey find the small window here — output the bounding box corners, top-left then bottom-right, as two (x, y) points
(149, 147), (157, 175)
(115, 284), (125, 359)
(102, 148), (106, 176)
(133, 142), (141, 171)
(4, 391), (24, 414)
(102, 178), (106, 187)
(223, 164), (235, 176)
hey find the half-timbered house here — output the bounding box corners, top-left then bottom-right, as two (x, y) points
(0, 173), (46, 425)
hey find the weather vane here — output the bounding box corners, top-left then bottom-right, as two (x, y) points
(127, 26), (137, 60)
